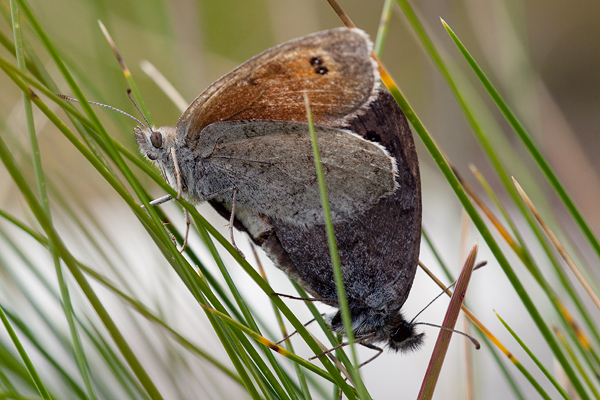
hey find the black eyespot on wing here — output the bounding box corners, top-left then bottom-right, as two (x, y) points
(310, 56), (323, 66)
(315, 66), (329, 75)
(150, 131), (163, 148)
(146, 152), (157, 161)
(365, 130), (381, 142)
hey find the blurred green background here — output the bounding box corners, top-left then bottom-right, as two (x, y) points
(3, 0), (600, 228)
(1, 0), (600, 399)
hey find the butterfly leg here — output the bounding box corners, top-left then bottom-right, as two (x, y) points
(271, 293), (320, 301)
(309, 332), (378, 362)
(149, 194), (173, 207)
(161, 221), (179, 247)
(180, 209), (191, 253)
(170, 147), (183, 200)
(358, 343), (383, 367)
(309, 341), (349, 360)
(142, 195), (192, 252)
(199, 186), (244, 258)
(275, 316), (322, 344)
(228, 187), (243, 257)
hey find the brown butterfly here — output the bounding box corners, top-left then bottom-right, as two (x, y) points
(136, 28), (423, 357)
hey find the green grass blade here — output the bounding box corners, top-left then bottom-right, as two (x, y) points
(391, 1), (590, 397)
(15, 0), (176, 259)
(193, 227), (299, 400)
(97, 20), (154, 127)
(2, 309), (90, 399)
(183, 206), (358, 397)
(0, 125), (165, 399)
(77, 264), (243, 385)
(553, 325), (600, 399)
(0, 305), (53, 400)
(305, 94), (369, 400)
(199, 302), (338, 382)
(374, 0), (394, 57)
(9, 3), (98, 398)
(497, 313), (573, 400)
(480, 336), (527, 400)
(472, 167), (600, 351)
(251, 250), (317, 399)
(442, 19), (600, 262)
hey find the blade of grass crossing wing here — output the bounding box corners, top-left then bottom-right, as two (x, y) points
(305, 93), (370, 400)
(194, 227), (301, 400)
(253, 248), (314, 400)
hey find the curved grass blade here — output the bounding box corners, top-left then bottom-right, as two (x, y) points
(497, 314), (571, 400)
(514, 178), (600, 313)
(384, 2), (591, 396)
(97, 20), (153, 126)
(374, 0), (395, 57)
(9, 3), (98, 398)
(442, 19), (600, 262)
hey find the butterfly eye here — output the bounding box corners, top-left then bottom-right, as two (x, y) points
(150, 131), (163, 148)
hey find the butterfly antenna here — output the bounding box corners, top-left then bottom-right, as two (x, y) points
(56, 93), (145, 126)
(410, 260), (487, 324)
(126, 88), (152, 130)
(410, 281), (456, 324)
(414, 322), (480, 349)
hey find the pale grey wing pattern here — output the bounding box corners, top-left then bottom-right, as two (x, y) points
(198, 120), (398, 225)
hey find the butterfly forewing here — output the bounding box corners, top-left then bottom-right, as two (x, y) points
(178, 28), (377, 150)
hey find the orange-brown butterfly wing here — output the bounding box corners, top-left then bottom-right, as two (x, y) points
(177, 28), (378, 150)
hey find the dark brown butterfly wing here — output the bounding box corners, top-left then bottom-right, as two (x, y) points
(259, 88), (421, 310)
(176, 28), (377, 150)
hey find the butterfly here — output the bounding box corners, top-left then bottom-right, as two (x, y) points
(135, 28), (423, 355)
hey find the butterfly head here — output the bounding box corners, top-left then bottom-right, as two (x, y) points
(134, 125), (185, 192)
(329, 307), (425, 353)
(387, 317), (425, 352)
(134, 125), (179, 163)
